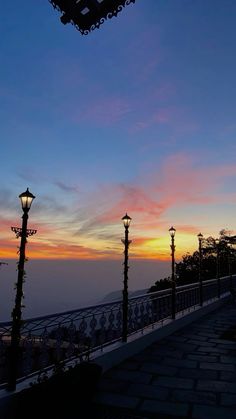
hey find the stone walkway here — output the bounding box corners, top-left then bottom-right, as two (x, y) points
(92, 301), (236, 418)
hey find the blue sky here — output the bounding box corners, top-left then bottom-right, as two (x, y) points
(1, 0), (236, 262)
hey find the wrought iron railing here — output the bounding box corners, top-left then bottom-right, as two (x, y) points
(0, 275), (235, 389)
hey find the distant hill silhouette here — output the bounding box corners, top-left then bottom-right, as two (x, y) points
(101, 288), (148, 303)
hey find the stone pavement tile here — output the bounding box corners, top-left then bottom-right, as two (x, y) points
(92, 303), (236, 417)
(196, 379), (236, 393)
(147, 347), (184, 359)
(164, 342), (198, 352)
(221, 393), (236, 407)
(153, 376), (194, 389)
(187, 354), (218, 362)
(197, 321), (216, 326)
(140, 362), (178, 376)
(98, 378), (130, 393)
(193, 325), (214, 330)
(210, 348), (232, 355)
(126, 383), (169, 401)
(221, 355), (236, 364)
(119, 361), (141, 371)
(177, 368), (218, 380)
(200, 362), (235, 371)
(93, 392), (139, 409)
(220, 371), (236, 382)
(197, 346), (228, 354)
(171, 389), (217, 406)
(165, 335), (188, 343)
(132, 354), (163, 363)
(190, 341), (216, 347)
(140, 399), (189, 417)
(197, 332), (220, 338)
(218, 344), (236, 350)
(106, 370), (152, 384)
(146, 342), (167, 350)
(214, 328), (234, 334)
(162, 358), (197, 369)
(179, 334), (207, 341)
(209, 338), (236, 346)
(192, 404), (236, 419)
(92, 405), (149, 419)
(177, 326), (199, 333)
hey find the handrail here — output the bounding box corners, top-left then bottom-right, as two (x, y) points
(0, 274), (235, 390)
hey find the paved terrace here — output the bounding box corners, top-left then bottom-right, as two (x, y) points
(91, 300), (236, 418)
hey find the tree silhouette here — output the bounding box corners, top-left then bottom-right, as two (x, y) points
(149, 231), (236, 292)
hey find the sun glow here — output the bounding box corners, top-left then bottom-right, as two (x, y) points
(0, 225), (200, 262)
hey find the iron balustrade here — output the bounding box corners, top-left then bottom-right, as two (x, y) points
(0, 275), (235, 389)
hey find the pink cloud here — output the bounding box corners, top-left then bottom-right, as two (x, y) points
(3, 154), (236, 260)
(124, 26), (162, 82)
(75, 96), (131, 125)
(129, 103), (199, 135)
(80, 153), (236, 235)
(153, 107), (173, 124)
(222, 123), (236, 134)
(95, 184), (164, 225)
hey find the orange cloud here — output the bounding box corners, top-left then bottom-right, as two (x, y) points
(1, 153), (236, 261)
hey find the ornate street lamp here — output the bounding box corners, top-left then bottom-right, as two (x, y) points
(169, 226), (176, 320)
(8, 188), (37, 391)
(227, 243), (233, 294)
(215, 238), (221, 299)
(198, 233), (203, 306)
(49, 0), (136, 35)
(121, 213), (132, 343)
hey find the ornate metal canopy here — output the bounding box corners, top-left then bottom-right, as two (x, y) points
(49, 0), (136, 35)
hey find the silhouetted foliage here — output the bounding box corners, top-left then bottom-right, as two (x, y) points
(149, 231), (236, 293)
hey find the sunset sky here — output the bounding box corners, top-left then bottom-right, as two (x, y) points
(1, 0), (236, 264)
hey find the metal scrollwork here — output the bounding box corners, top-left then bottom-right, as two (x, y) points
(116, 307), (122, 334)
(90, 315), (97, 346)
(99, 312), (106, 346)
(49, 0), (136, 35)
(66, 321), (76, 358)
(39, 328), (49, 369)
(0, 275), (235, 390)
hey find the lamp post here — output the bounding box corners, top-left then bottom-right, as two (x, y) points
(169, 226), (176, 320)
(215, 238), (220, 299)
(121, 213), (132, 343)
(227, 243), (233, 294)
(8, 188), (36, 391)
(198, 233), (203, 306)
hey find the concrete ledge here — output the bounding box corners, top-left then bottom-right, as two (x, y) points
(93, 296), (231, 373)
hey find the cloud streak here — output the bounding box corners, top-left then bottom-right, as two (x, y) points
(1, 153), (236, 260)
